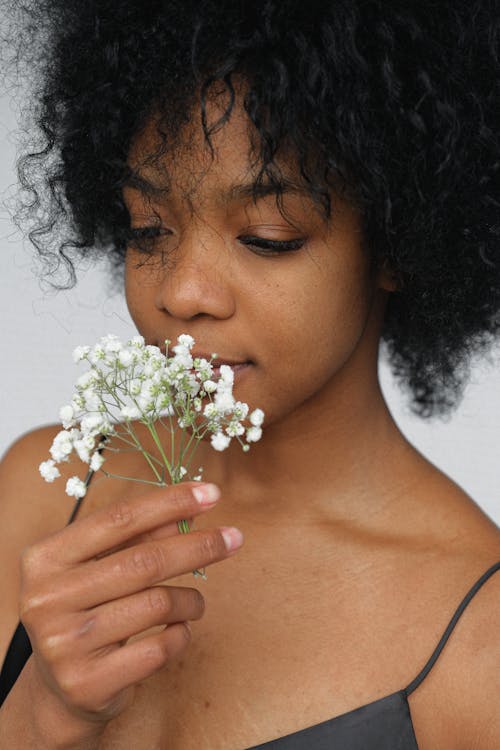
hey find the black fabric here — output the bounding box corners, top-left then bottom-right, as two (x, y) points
(1, 467), (498, 750)
(247, 691), (418, 749)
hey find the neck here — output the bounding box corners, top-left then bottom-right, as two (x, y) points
(195, 362), (413, 529)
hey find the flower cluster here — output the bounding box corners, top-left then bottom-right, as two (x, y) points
(40, 333), (264, 502)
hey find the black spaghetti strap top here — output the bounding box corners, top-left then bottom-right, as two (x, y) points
(1, 464), (498, 749)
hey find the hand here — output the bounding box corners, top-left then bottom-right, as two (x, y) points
(18, 482), (241, 733)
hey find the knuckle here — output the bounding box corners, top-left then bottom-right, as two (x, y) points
(166, 483), (196, 516)
(128, 545), (165, 580)
(147, 587), (172, 616)
(198, 531), (224, 561)
(106, 499), (134, 529)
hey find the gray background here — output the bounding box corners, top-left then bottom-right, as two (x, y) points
(1, 88), (499, 525)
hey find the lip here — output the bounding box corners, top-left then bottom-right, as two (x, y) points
(190, 351), (251, 368)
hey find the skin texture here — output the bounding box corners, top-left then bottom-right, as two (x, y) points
(0, 95), (499, 750)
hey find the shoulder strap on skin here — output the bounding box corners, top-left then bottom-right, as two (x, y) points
(404, 560), (500, 696)
(66, 434), (107, 524)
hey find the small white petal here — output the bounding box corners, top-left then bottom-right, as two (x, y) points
(65, 476), (87, 498)
(246, 426), (263, 443)
(39, 459), (60, 482)
(211, 432), (231, 451)
(177, 334), (195, 348)
(249, 408), (265, 427)
(90, 452), (105, 471)
(59, 404), (76, 429)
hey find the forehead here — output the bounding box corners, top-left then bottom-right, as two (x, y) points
(125, 95), (313, 213)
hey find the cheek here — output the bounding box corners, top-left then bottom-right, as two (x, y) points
(247, 257), (374, 418)
(124, 260), (158, 337)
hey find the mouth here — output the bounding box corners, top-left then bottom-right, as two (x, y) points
(188, 352), (252, 383)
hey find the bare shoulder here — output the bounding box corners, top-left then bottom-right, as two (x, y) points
(0, 425), (88, 661)
(407, 475), (500, 749)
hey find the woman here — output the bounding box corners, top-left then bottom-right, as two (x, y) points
(0, 1), (499, 748)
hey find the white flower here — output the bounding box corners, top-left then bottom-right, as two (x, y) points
(202, 380), (217, 393)
(74, 434), (96, 463)
(246, 426), (263, 443)
(203, 403), (219, 419)
(89, 345), (105, 364)
(76, 371), (97, 390)
(50, 430), (76, 462)
(72, 345), (90, 363)
(214, 390), (235, 414)
(177, 334), (195, 349)
(120, 405), (141, 420)
(129, 335), (145, 348)
(226, 421), (245, 437)
(101, 334), (122, 353)
(90, 451), (105, 472)
(172, 350), (193, 369)
(118, 349), (134, 367)
(59, 404), (76, 429)
(65, 476), (87, 498)
(39, 459), (60, 482)
(80, 415), (113, 437)
(249, 408), (265, 427)
(233, 401), (249, 420)
(218, 364), (234, 385)
(211, 432), (231, 451)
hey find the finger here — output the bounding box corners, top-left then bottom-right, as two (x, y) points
(57, 622), (191, 716)
(81, 586), (205, 649)
(94, 517), (196, 560)
(63, 526), (240, 610)
(46, 482), (220, 565)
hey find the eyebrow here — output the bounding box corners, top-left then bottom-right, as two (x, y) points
(123, 170), (308, 204)
(224, 179), (309, 203)
(123, 171), (170, 198)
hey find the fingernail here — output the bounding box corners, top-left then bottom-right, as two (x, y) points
(192, 483), (221, 507)
(220, 526), (244, 552)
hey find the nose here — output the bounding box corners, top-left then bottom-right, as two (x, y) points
(154, 229), (236, 321)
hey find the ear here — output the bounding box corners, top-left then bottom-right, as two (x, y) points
(376, 259), (401, 292)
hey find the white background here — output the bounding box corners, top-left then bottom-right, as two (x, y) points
(1, 87), (499, 525)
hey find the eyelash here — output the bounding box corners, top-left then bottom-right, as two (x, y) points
(126, 227), (305, 255)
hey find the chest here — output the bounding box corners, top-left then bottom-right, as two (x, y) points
(95, 565), (456, 750)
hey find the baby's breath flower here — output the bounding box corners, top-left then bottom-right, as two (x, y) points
(50, 430), (76, 462)
(120, 405), (141, 420)
(59, 405), (76, 429)
(42, 331), (265, 579)
(74, 435), (95, 463)
(211, 432), (231, 451)
(72, 345), (90, 363)
(203, 380), (217, 393)
(226, 421), (245, 437)
(249, 408), (265, 427)
(214, 390), (235, 413)
(65, 476), (87, 498)
(246, 426), (262, 443)
(39, 459), (60, 482)
(118, 349), (134, 367)
(90, 451), (105, 472)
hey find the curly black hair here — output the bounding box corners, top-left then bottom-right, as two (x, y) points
(1, 0), (499, 418)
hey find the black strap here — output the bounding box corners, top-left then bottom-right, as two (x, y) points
(405, 560), (500, 696)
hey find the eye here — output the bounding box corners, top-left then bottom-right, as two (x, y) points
(238, 235), (306, 255)
(126, 226), (173, 252)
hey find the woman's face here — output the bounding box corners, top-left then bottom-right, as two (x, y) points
(123, 99), (393, 430)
